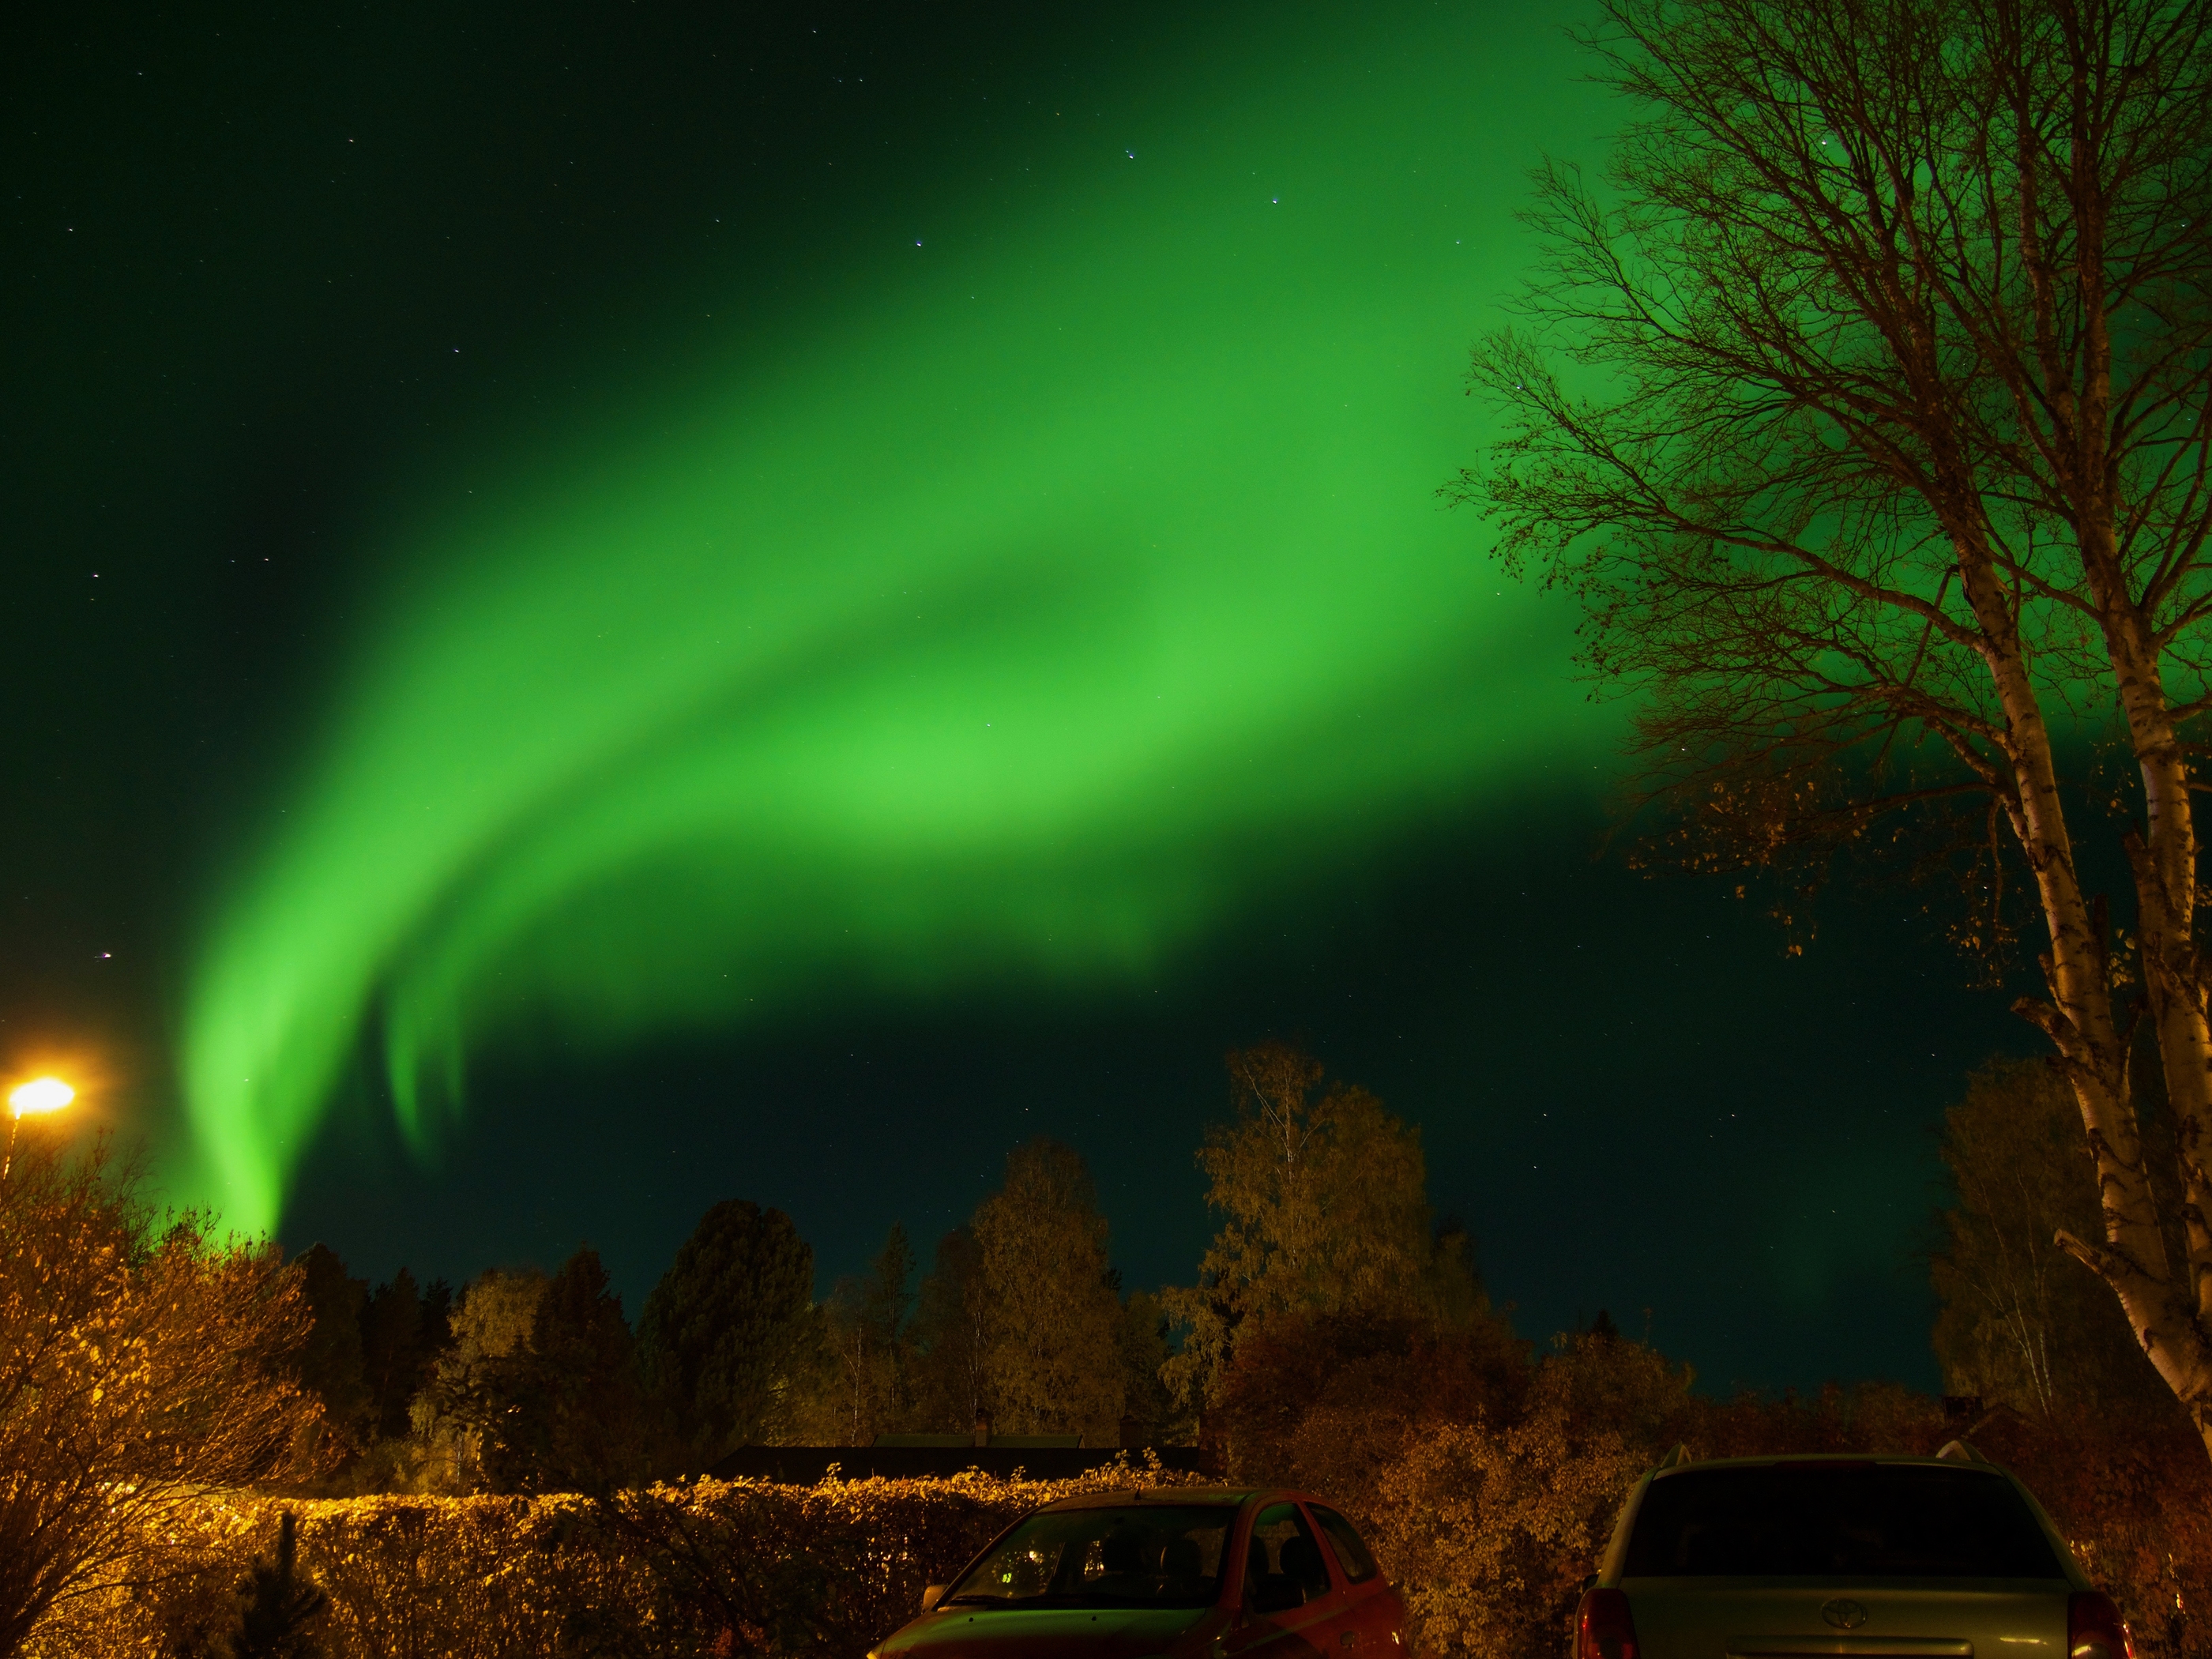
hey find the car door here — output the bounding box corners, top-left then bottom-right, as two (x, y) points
(1228, 1500), (1356, 1659)
(1307, 1503), (1402, 1657)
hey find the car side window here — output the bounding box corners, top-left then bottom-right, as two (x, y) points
(1310, 1506), (1379, 1584)
(1245, 1502), (1334, 1611)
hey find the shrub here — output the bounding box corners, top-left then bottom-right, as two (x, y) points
(22, 1462), (1207, 1659)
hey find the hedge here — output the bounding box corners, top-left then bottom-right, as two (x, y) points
(29, 1462), (1210, 1659)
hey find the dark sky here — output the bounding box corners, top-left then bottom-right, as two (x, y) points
(4, 0), (2037, 1395)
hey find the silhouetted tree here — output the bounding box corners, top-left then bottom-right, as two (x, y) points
(1933, 1055), (2187, 1424)
(1455, 0), (2212, 1452)
(824, 1224), (916, 1444)
(1116, 1290), (1176, 1441)
(290, 1246), (371, 1459)
(974, 1138), (1126, 1439)
(868, 1224), (915, 1344)
(637, 1201), (822, 1468)
(359, 1268), (452, 1442)
(1209, 1308), (1530, 1492)
(905, 1227), (989, 1434)
(480, 1246), (645, 1493)
(210, 1512), (328, 1659)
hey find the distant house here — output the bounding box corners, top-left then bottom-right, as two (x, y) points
(706, 1410), (1213, 1484)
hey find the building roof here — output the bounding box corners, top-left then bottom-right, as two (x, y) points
(706, 1443), (1216, 1484)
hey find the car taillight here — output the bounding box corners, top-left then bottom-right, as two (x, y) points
(1576, 1587), (1639, 1659)
(2070, 1591), (2135, 1659)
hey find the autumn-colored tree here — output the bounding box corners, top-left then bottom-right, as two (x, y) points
(412, 1266), (546, 1490)
(1458, 0), (2212, 1451)
(444, 1266), (547, 1370)
(1969, 1401), (2212, 1658)
(1933, 1056), (2189, 1421)
(1373, 1371), (1647, 1659)
(1164, 1043), (1471, 1404)
(1349, 1331), (1682, 1659)
(972, 1138), (1126, 1439)
(823, 1224), (916, 1445)
(0, 1137), (320, 1657)
(1116, 1289), (1176, 1441)
(1209, 1309), (1531, 1493)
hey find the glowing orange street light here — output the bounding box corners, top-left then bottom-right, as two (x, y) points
(4, 1076), (75, 1179)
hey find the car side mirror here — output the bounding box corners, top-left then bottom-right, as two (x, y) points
(1581, 1574), (1599, 1593)
(921, 1585), (948, 1613)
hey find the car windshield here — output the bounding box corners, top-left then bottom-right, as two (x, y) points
(1623, 1463), (2064, 1579)
(944, 1505), (1235, 1609)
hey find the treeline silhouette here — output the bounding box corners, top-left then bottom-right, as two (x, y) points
(294, 1140), (1182, 1493)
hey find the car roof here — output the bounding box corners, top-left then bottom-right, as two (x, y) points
(1649, 1453), (2011, 1477)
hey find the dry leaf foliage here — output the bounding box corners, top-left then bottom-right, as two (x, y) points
(23, 1462), (1209, 1659)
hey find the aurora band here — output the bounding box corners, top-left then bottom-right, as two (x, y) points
(176, 0), (1611, 1231)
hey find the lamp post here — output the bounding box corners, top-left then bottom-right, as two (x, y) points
(4, 1076), (74, 1179)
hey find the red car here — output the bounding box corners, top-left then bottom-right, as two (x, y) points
(870, 1486), (1408, 1659)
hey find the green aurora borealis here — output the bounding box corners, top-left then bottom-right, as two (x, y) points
(175, 2), (1618, 1231)
(9, 0), (2052, 1387)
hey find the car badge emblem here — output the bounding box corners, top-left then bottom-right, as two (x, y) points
(1821, 1600), (1869, 1631)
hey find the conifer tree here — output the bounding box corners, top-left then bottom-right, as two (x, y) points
(216, 1512), (327, 1659)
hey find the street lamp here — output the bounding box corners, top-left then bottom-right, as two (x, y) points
(5, 1076), (74, 1179)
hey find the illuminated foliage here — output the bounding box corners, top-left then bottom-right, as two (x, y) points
(1165, 1044), (1468, 1404)
(0, 1139), (318, 1657)
(22, 1465), (1209, 1659)
(15, 1339), (2212, 1659)
(1372, 1381), (1646, 1659)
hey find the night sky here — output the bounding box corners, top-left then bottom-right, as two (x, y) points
(6, 0), (2033, 1395)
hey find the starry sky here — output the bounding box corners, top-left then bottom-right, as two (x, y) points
(5, 0), (2034, 1394)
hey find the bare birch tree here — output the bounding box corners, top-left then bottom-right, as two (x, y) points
(1458, 0), (2212, 1450)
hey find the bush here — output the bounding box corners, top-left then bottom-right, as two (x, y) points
(0, 1139), (318, 1657)
(22, 1462), (1208, 1659)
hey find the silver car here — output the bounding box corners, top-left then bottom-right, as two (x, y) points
(1573, 1446), (2135, 1659)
